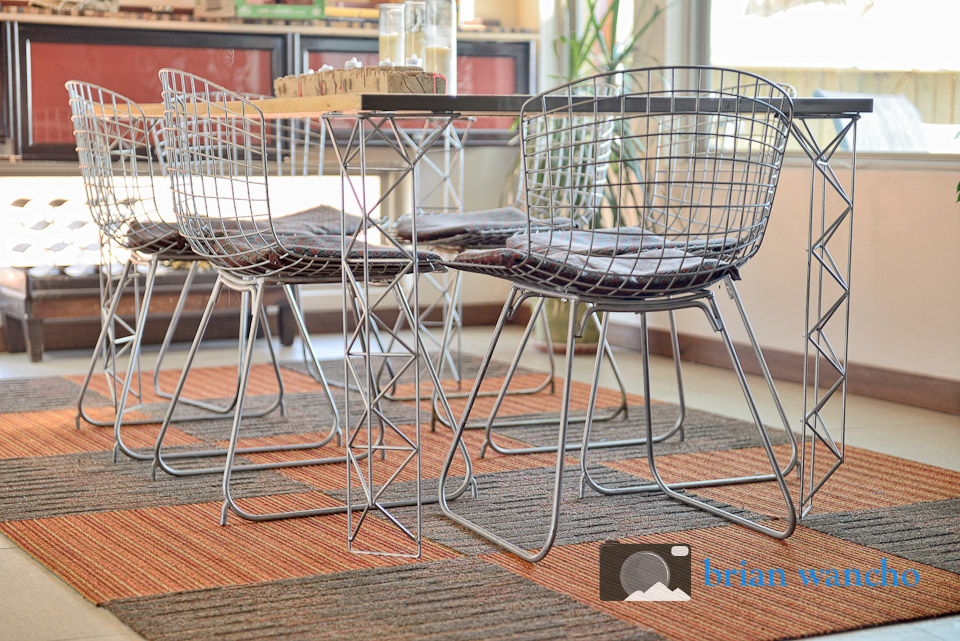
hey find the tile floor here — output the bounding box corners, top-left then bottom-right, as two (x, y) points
(0, 326), (957, 641)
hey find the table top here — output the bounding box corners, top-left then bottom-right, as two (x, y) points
(137, 93), (873, 120)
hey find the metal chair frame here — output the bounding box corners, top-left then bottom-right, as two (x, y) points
(66, 80), (287, 466)
(158, 69), (476, 528)
(439, 66), (800, 562)
(429, 87), (688, 449)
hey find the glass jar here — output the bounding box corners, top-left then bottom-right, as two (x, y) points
(404, 1), (427, 64)
(425, 0), (456, 94)
(378, 4), (405, 66)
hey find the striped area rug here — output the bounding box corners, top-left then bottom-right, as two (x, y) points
(0, 359), (958, 641)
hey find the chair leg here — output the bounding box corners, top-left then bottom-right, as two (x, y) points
(216, 283), (476, 525)
(220, 283), (267, 525)
(667, 310), (687, 442)
(150, 262), (228, 413)
(385, 276), (558, 404)
(579, 299), (797, 539)
(152, 277), (344, 481)
(110, 257), (160, 462)
(282, 284), (340, 444)
(643, 308), (796, 538)
(76, 259), (135, 430)
(212, 283), (477, 526)
(571, 311), (688, 495)
(77, 261), (286, 441)
(439, 292), (578, 562)
(472, 307), (637, 457)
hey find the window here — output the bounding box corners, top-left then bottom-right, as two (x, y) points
(710, 0), (960, 154)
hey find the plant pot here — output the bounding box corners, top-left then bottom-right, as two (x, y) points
(534, 298), (600, 354)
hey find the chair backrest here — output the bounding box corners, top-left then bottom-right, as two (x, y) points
(518, 82), (616, 226)
(65, 81), (177, 255)
(159, 69), (328, 277)
(518, 66), (794, 283)
(150, 92), (327, 179)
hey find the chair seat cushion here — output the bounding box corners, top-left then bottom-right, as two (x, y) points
(506, 228), (741, 256)
(446, 245), (737, 299)
(394, 207), (578, 251)
(125, 205), (362, 258)
(210, 231), (445, 281)
(271, 205), (366, 236)
(126, 220), (192, 256)
(394, 207), (527, 244)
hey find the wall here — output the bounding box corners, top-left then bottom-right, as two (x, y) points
(608, 157), (960, 383)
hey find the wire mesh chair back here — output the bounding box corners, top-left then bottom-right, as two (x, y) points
(516, 66), (793, 299)
(66, 81), (180, 256)
(519, 82), (616, 226)
(159, 69), (330, 278)
(150, 93), (326, 180)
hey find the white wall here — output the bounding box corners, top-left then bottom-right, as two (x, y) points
(608, 157), (960, 382)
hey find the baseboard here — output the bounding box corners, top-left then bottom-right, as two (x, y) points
(607, 322), (960, 416)
(298, 302), (523, 334)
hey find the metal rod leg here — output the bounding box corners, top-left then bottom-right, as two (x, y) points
(439, 294), (579, 562)
(151, 276), (345, 481)
(282, 284), (340, 442)
(221, 284), (267, 525)
(475, 308), (660, 456)
(149, 261), (233, 412)
(579, 299), (796, 486)
(642, 310), (797, 539)
(110, 258), (160, 462)
(76, 259), (134, 429)
(667, 310), (687, 441)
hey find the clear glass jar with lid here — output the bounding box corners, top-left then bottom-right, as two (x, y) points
(425, 0), (456, 94)
(404, 1), (427, 65)
(378, 4), (405, 66)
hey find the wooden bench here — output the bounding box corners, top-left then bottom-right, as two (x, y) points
(0, 266), (295, 362)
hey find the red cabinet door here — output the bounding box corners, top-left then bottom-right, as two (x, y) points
(19, 25), (284, 159)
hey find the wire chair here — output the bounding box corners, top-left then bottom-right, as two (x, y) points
(149, 111), (364, 388)
(392, 90), (646, 440)
(439, 66), (800, 562)
(156, 68), (464, 525)
(66, 80), (287, 465)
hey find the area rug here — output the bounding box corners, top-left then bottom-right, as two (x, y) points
(0, 358), (958, 641)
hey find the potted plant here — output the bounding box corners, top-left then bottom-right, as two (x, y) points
(532, 0), (664, 353)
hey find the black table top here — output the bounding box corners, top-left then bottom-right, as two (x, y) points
(338, 94), (872, 119)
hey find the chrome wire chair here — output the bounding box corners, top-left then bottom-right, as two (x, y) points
(392, 93), (644, 441)
(157, 69), (476, 525)
(149, 111), (365, 389)
(439, 66), (799, 561)
(66, 80), (287, 465)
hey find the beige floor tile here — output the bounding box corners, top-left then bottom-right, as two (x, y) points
(0, 532), (16, 549)
(804, 615), (960, 640)
(914, 614), (960, 641)
(0, 548), (141, 641)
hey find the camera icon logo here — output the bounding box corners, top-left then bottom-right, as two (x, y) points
(600, 543), (692, 601)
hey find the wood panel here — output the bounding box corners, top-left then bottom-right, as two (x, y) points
(607, 323), (960, 416)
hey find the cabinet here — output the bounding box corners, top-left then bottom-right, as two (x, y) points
(0, 16), (535, 160)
